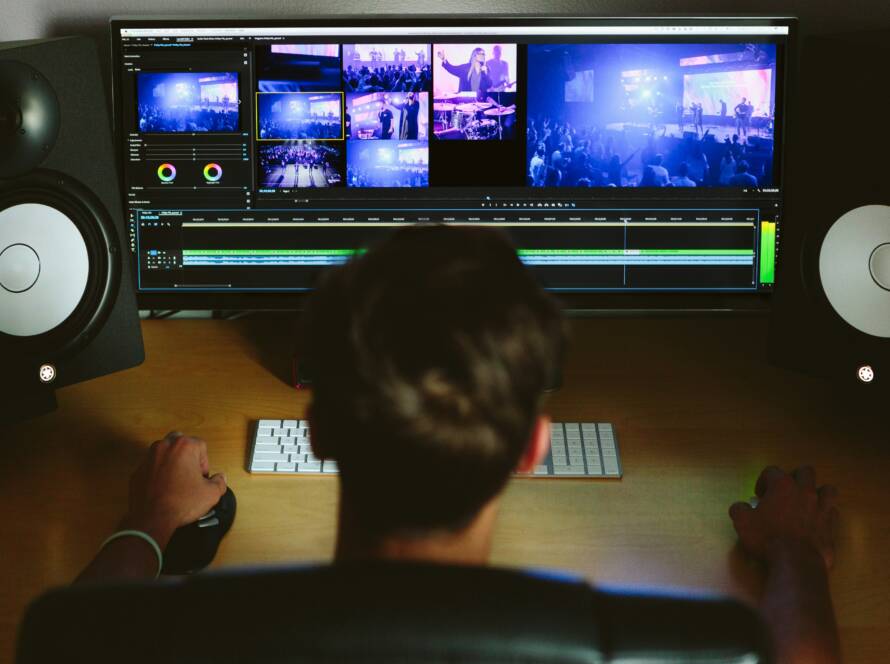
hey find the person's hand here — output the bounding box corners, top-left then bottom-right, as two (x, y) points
(122, 432), (227, 549)
(730, 466), (839, 570)
(436, 50), (445, 61)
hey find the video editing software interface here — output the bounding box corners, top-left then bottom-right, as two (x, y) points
(113, 20), (788, 295)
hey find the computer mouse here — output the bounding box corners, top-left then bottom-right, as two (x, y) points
(162, 487), (237, 575)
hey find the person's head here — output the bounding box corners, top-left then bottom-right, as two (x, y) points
(677, 162), (689, 177)
(493, 44), (502, 60)
(640, 165), (657, 186)
(652, 154), (664, 167)
(736, 160), (750, 174)
(407, 91), (416, 102)
(304, 225), (564, 540)
(470, 47), (486, 65)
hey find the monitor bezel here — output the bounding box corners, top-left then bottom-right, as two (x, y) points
(110, 14), (797, 312)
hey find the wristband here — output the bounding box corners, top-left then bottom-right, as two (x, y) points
(101, 529), (164, 579)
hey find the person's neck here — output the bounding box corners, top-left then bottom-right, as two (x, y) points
(334, 495), (498, 566)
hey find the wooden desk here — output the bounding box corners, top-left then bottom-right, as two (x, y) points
(1, 317), (887, 662)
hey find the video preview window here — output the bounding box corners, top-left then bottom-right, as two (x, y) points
(257, 92), (344, 140)
(526, 43), (778, 187)
(137, 72), (240, 133)
(432, 43), (518, 141)
(346, 141), (429, 188)
(258, 141), (344, 188)
(256, 44), (341, 92)
(342, 44), (431, 92)
(347, 92), (429, 140)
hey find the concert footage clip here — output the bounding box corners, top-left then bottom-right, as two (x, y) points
(347, 92), (429, 140)
(257, 92), (344, 140)
(342, 44), (432, 92)
(526, 43), (778, 188)
(432, 43), (518, 141)
(258, 141), (344, 188)
(136, 72), (240, 133)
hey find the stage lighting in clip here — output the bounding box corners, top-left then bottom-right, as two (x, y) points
(157, 163), (177, 182)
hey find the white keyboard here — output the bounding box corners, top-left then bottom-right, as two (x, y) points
(248, 420), (622, 478)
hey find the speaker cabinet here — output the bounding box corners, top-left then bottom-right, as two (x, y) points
(770, 31), (890, 389)
(0, 37), (143, 420)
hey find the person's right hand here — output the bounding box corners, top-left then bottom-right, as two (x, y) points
(436, 50), (445, 61)
(729, 466), (839, 570)
(123, 432), (227, 549)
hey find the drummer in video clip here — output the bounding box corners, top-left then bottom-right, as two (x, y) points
(437, 47), (492, 101)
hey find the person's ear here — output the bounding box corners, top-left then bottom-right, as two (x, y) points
(515, 415), (551, 474)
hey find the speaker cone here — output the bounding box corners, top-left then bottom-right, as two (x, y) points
(819, 205), (890, 338)
(0, 60), (61, 178)
(0, 170), (120, 357)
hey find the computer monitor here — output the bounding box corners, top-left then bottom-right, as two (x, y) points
(110, 16), (794, 310)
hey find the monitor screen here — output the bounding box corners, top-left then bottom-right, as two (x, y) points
(111, 17), (792, 308)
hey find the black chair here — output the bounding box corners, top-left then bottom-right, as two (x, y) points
(16, 561), (773, 663)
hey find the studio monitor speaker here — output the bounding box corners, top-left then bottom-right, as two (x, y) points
(770, 31), (890, 389)
(0, 37), (143, 420)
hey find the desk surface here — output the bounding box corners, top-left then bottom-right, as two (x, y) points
(1, 317), (888, 662)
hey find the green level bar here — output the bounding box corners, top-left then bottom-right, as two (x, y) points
(184, 248), (752, 257)
(183, 249), (361, 256)
(517, 249), (752, 256)
(759, 222), (776, 284)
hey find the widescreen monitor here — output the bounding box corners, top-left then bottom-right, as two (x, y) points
(110, 16), (794, 310)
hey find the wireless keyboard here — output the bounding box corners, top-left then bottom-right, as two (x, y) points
(248, 420), (622, 478)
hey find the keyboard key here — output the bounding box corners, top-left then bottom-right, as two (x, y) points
(255, 436), (279, 446)
(553, 465), (586, 475)
(258, 420), (281, 428)
(276, 462), (296, 472)
(272, 428), (289, 437)
(254, 452), (290, 462)
(296, 462), (322, 473)
(322, 461), (338, 473)
(251, 460), (276, 472)
(254, 443), (282, 454)
(280, 436), (297, 445)
(283, 420), (298, 428)
(533, 465), (550, 475)
(256, 427), (274, 437)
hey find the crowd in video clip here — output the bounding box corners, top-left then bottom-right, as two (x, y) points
(257, 92), (343, 140)
(342, 44), (432, 92)
(346, 141), (429, 188)
(137, 72), (240, 133)
(347, 92), (429, 140)
(526, 43), (777, 187)
(258, 141), (344, 188)
(432, 43), (518, 141)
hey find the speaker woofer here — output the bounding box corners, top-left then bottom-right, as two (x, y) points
(819, 205), (890, 339)
(0, 170), (119, 358)
(0, 60), (61, 178)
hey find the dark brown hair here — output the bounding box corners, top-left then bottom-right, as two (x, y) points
(304, 225), (565, 535)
